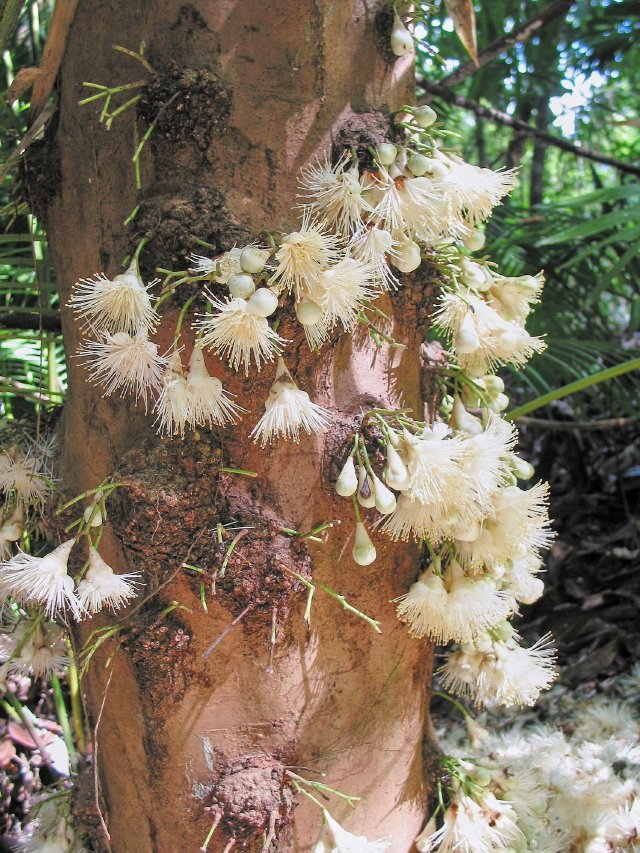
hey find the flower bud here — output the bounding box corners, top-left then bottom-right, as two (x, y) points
(414, 817), (438, 852)
(357, 465), (376, 508)
(510, 455), (535, 480)
(335, 456), (358, 497)
(239, 246), (268, 274)
(383, 443), (410, 491)
(460, 258), (486, 290)
(390, 14), (413, 56)
(352, 521), (376, 566)
(414, 105), (437, 128)
(462, 228), (486, 252)
(407, 153), (431, 176)
(372, 474), (397, 515)
(247, 287), (279, 317)
(472, 766), (493, 787)
(496, 620), (514, 642)
(483, 374), (504, 396)
(295, 298), (323, 325)
(376, 142), (398, 166)
(450, 395), (483, 435)
(454, 313), (480, 354)
(228, 273), (256, 299)
(489, 392), (509, 413)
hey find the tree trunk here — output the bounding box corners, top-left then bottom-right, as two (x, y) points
(30, 2), (436, 850)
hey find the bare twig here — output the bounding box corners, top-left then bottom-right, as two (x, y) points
(417, 83), (640, 177)
(516, 415), (640, 431)
(202, 604), (254, 659)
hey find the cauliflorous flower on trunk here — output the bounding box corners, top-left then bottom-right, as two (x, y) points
(189, 247), (243, 283)
(195, 294), (285, 375)
(270, 210), (340, 298)
(434, 152), (518, 224)
(76, 547), (140, 614)
(76, 330), (168, 410)
(0, 505), (23, 560)
(153, 351), (189, 437)
(439, 633), (557, 707)
(458, 414), (517, 507)
(185, 344), (245, 427)
(415, 789), (521, 853)
(0, 539), (83, 619)
(0, 447), (51, 507)
(251, 357), (330, 446)
(402, 423), (466, 506)
(68, 259), (158, 335)
(312, 809), (390, 852)
(317, 257), (378, 331)
(0, 617), (68, 678)
(454, 482), (553, 570)
(349, 225), (398, 289)
(299, 153), (372, 236)
(488, 271), (545, 322)
(435, 291), (546, 373)
(396, 560), (515, 644)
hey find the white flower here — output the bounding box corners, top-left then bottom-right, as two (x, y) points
(488, 271), (545, 322)
(189, 247), (243, 283)
(0, 617), (68, 678)
(312, 809), (390, 852)
(435, 152), (518, 224)
(435, 291), (546, 373)
(76, 330), (168, 410)
(402, 424), (466, 505)
(380, 493), (458, 544)
(270, 210), (340, 298)
(250, 357), (330, 446)
(417, 789), (520, 853)
(0, 539), (83, 619)
(0, 447), (51, 507)
(369, 167), (441, 238)
(68, 260), (158, 335)
(458, 414), (517, 508)
(441, 633), (557, 707)
(396, 561), (515, 643)
(185, 344), (245, 427)
(573, 697), (640, 745)
(76, 547), (140, 614)
(349, 225), (398, 290)
(153, 351), (189, 437)
(455, 482), (553, 571)
(195, 294), (285, 375)
(317, 257), (378, 331)
(299, 153), (372, 236)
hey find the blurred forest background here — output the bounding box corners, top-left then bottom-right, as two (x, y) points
(0, 0), (638, 842)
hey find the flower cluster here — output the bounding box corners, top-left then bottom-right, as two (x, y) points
(0, 538), (139, 622)
(421, 674), (640, 853)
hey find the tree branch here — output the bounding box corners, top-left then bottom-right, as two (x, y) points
(436, 0), (573, 88)
(417, 82), (640, 177)
(0, 311), (62, 332)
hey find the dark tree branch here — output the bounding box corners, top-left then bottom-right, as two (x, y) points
(435, 0), (573, 88)
(516, 415), (640, 431)
(0, 311), (62, 332)
(418, 82), (640, 177)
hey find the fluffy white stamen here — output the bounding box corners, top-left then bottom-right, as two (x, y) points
(251, 357), (331, 446)
(76, 547), (140, 614)
(0, 539), (83, 619)
(194, 294), (285, 375)
(68, 259), (158, 335)
(317, 257), (378, 331)
(299, 153), (372, 236)
(270, 210), (340, 298)
(185, 344), (245, 427)
(76, 330), (168, 410)
(153, 351), (189, 437)
(0, 618), (68, 678)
